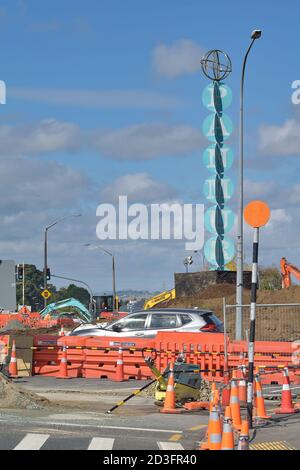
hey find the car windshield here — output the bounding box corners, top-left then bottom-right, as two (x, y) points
(107, 313), (148, 331)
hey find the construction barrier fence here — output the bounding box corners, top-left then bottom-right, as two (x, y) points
(224, 301), (300, 342)
(1, 332), (300, 385)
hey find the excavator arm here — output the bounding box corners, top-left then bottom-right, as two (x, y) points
(39, 298), (92, 323)
(144, 289), (176, 310)
(280, 257), (300, 288)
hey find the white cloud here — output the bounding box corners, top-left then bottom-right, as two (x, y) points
(0, 154), (89, 214)
(100, 173), (178, 204)
(259, 119), (300, 156)
(93, 123), (203, 160)
(152, 39), (204, 79)
(10, 87), (181, 110)
(244, 180), (277, 200)
(0, 119), (81, 156)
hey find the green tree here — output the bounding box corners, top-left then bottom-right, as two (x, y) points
(52, 284), (90, 307)
(259, 266), (282, 290)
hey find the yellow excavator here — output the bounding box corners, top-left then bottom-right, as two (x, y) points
(143, 288), (176, 310)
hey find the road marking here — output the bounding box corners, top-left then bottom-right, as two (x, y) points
(250, 441), (296, 450)
(188, 424), (207, 431)
(14, 433), (50, 450)
(158, 441), (185, 450)
(0, 417), (182, 435)
(169, 434), (182, 442)
(88, 437), (115, 450)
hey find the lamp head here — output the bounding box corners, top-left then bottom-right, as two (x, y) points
(251, 29), (262, 40)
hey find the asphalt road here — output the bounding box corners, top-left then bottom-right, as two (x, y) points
(0, 413), (203, 450)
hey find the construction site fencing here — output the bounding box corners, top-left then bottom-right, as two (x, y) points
(1, 332), (300, 385)
(223, 301), (300, 342)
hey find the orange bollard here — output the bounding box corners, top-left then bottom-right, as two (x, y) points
(56, 346), (71, 379)
(254, 374), (271, 419)
(275, 367), (299, 414)
(8, 340), (18, 378)
(230, 374), (242, 430)
(221, 406), (235, 450)
(160, 362), (184, 414)
(112, 347), (127, 382)
(237, 420), (250, 450)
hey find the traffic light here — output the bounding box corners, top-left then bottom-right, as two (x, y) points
(46, 268), (51, 280)
(16, 264), (23, 281)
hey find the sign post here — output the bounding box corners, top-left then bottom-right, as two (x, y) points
(244, 200), (270, 428)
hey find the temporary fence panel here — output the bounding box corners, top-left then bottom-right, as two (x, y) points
(224, 302), (300, 342)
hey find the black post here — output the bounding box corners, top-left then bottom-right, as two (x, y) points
(247, 226), (259, 428)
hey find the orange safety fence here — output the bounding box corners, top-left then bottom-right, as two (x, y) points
(2, 331), (300, 384)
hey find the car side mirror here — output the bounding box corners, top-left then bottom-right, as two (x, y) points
(112, 324), (122, 332)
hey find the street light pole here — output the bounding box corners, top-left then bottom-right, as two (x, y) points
(236, 30), (262, 340)
(84, 244), (117, 312)
(43, 214), (81, 307)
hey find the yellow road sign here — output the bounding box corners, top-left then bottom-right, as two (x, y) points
(41, 289), (52, 300)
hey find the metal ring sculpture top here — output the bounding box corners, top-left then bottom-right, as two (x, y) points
(200, 49), (232, 82)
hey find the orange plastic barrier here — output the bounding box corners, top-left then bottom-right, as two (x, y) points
(3, 331), (298, 384)
(82, 337), (155, 380)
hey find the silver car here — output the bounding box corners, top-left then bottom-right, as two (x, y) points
(69, 308), (224, 338)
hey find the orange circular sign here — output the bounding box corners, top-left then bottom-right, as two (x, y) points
(244, 200), (271, 228)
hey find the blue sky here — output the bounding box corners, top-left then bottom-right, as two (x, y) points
(1, 0), (300, 292)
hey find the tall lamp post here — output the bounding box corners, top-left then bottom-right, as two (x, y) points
(236, 29), (262, 340)
(43, 214), (81, 307)
(84, 244), (117, 312)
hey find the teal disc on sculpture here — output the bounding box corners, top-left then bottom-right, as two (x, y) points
(203, 144), (234, 174)
(204, 205), (236, 234)
(202, 83), (232, 112)
(204, 236), (235, 267)
(202, 113), (233, 142)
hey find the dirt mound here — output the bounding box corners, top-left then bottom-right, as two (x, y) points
(0, 373), (49, 409)
(0, 319), (28, 333)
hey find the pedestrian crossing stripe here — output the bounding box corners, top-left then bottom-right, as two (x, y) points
(11, 433), (186, 451)
(250, 441), (296, 450)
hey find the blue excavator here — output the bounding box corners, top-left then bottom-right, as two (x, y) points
(39, 298), (93, 323)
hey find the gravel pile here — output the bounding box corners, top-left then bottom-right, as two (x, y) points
(0, 373), (49, 410)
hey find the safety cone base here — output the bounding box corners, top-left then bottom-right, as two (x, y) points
(159, 407), (185, 414)
(275, 408), (299, 414)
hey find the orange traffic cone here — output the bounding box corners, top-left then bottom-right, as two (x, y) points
(112, 347), (127, 382)
(209, 382), (217, 411)
(254, 374), (270, 419)
(275, 367), (299, 414)
(59, 326), (65, 337)
(230, 373), (242, 430)
(200, 405), (222, 450)
(8, 340), (18, 378)
(238, 366), (247, 405)
(56, 346), (71, 379)
(237, 420), (250, 450)
(160, 362), (184, 414)
(221, 406), (235, 450)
